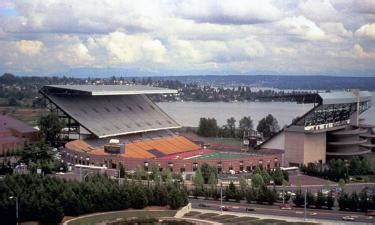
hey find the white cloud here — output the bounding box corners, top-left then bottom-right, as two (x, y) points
(299, 0), (340, 22)
(355, 23), (375, 39)
(0, 0), (373, 76)
(88, 31), (167, 65)
(278, 16), (327, 41)
(15, 40), (43, 56)
(354, 44), (375, 59)
(178, 0), (282, 24)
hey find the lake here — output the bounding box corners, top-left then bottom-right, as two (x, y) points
(157, 92), (375, 127)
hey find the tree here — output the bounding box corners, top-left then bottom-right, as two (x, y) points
(349, 192), (359, 211)
(251, 174), (265, 190)
(272, 167), (284, 185)
(193, 168), (204, 196)
(338, 192), (349, 211)
(349, 157), (361, 175)
(226, 117), (236, 137)
(197, 117), (219, 137)
(168, 186), (184, 209)
(200, 163), (217, 184)
(326, 192), (334, 209)
(256, 114), (279, 139)
(238, 116), (253, 137)
(239, 176), (248, 196)
(293, 189), (305, 207)
(315, 191), (324, 209)
(306, 191), (315, 208)
(131, 185), (148, 209)
(358, 191), (369, 212)
(38, 113), (64, 147)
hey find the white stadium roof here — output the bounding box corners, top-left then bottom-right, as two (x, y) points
(43, 84), (178, 96)
(318, 91), (372, 105)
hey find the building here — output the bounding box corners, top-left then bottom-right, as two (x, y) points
(0, 115), (38, 155)
(40, 85), (282, 173)
(260, 91), (374, 166)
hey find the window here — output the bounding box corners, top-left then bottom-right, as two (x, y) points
(135, 123), (141, 127)
(115, 106), (122, 112)
(138, 105), (144, 110)
(104, 107), (110, 112)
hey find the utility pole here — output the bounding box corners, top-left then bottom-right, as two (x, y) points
(304, 189), (307, 221)
(9, 196), (18, 225)
(220, 181), (223, 214)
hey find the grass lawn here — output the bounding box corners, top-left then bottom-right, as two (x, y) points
(210, 214), (238, 221)
(197, 213), (220, 219)
(67, 210), (176, 225)
(229, 217), (259, 223)
(238, 219), (319, 225)
(183, 211), (202, 217)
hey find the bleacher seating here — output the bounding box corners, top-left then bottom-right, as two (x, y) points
(66, 135), (200, 159)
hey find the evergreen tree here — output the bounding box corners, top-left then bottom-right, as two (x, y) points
(326, 192), (334, 210)
(293, 189), (305, 207)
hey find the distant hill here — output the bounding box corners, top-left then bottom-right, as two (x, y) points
(154, 75), (375, 91)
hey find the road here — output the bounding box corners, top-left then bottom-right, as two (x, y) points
(189, 198), (375, 224)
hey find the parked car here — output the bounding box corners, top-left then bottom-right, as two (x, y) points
(280, 204), (292, 210)
(342, 216), (355, 221)
(220, 206), (230, 211)
(245, 207), (255, 212)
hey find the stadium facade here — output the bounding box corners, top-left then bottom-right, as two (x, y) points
(260, 91), (374, 166)
(40, 85), (282, 173)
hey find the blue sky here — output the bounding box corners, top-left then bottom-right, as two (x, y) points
(0, 0), (374, 77)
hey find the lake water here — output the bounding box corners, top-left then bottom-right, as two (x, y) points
(157, 92), (375, 127)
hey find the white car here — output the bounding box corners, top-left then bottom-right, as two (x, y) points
(342, 216), (355, 221)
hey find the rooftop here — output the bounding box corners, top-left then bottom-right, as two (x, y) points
(42, 85), (177, 96)
(318, 91), (372, 105)
(0, 115), (37, 134)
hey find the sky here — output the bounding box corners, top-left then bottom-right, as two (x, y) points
(0, 0), (374, 77)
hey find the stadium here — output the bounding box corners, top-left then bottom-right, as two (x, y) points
(260, 91), (374, 166)
(40, 85), (282, 173)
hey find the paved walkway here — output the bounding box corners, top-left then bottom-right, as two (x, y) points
(192, 208), (374, 225)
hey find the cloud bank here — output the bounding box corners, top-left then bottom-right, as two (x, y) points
(0, 0), (374, 76)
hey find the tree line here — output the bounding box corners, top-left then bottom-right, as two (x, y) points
(292, 188), (375, 212)
(301, 157), (374, 182)
(197, 114), (279, 139)
(191, 163), (288, 205)
(0, 174), (188, 224)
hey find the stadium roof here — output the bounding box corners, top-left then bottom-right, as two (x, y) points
(42, 85), (177, 96)
(41, 92), (180, 138)
(318, 91), (372, 105)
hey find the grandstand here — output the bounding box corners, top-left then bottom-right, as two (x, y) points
(259, 90), (374, 166)
(41, 85), (282, 173)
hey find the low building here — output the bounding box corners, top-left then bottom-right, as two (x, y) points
(0, 115), (38, 155)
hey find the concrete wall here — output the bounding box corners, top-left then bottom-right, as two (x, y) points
(303, 133), (326, 164)
(63, 147), (282, 173)
(261, 131), (285, 150)
(284, 131), (305, 166)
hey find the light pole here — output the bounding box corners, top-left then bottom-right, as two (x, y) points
(220, 181), (223, 214)
(9, 196), (18, 225)
(304, 189), (307, 221)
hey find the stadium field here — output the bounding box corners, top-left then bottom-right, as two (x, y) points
(194, 152), (244, 159)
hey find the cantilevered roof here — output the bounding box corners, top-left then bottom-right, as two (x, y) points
(42, 85), (177, 96)
(42, 94), (180, 138)
(318, 91), (372, 105)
